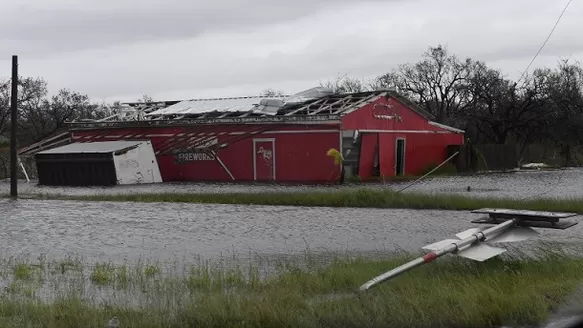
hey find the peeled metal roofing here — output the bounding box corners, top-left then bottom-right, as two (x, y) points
(146, 96), (292, 117)
(37, 141), (145, 155)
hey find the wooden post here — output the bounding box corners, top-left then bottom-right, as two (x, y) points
(10, 55), (18, 198)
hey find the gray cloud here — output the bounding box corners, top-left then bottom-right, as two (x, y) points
(1, 0), (393, 56)
(1, 0), (582, 102)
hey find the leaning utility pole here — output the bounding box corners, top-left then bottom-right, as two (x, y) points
(10, 55), (18, 198)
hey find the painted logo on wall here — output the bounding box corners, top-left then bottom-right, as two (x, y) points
(175, 152), (216, 162)
(174, 137), (218, 163)
(372, 103), (403, 122)
(257, 147), (272, 161)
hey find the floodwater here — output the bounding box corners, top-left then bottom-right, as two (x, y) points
(1, 170), (583, 327)
(1, 197), (582, 264)
(0, 168), (581, 263)
(2, 167), (582, 200)
(399, 167), (583, 200)
(1, 199), (464, 263)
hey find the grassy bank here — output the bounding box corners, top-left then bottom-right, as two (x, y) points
(1, 249), (583, 327)
(51, 188), (583, 213)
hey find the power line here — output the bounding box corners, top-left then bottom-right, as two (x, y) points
(517, 0), (574, 84)
(516, 0), (575, 200)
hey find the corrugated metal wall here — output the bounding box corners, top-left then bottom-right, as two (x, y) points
(36, 153), (118, 186)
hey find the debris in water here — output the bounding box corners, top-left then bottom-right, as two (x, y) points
(521, 163), (551, 170)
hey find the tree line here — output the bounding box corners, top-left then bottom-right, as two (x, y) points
(265, 45), (583, 165)
(1, 44), (582, 172)
(0, 79), (151, 176)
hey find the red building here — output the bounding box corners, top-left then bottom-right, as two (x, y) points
(24, 89), (464, 184)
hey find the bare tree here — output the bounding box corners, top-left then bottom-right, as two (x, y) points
(259, 88), (286, 97)
(0, 76), (112, 177)
(18, 89), (99, 144)
(320, 74), (371, 93)
(463, 66), (548, 145)
(532, 59), (583, 164)
(0, 77), (49, 137)
(138, 94), (154, 103)
(0, 76), (109, 145)
(373, 45), (475, 124)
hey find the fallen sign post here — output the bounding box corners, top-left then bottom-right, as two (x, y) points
(359, 208), (579, 292)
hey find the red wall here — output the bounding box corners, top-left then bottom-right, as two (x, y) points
(341, 95), (464, 178)
(357, 132), (463, 178)
(68, 93), (465, 182)
(342, 95), (452, 132)
(72, 124), (341, 183)
(358, 133), (378, 178)
(378, 132), (463, 176)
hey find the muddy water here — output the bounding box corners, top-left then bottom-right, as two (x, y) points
(1, 198), (582, 264)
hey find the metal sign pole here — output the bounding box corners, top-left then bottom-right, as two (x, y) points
(359, 219), (516, 292)
(359, 208), (579, 293)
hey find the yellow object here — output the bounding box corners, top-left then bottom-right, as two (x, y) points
(327, 148), (344, 165)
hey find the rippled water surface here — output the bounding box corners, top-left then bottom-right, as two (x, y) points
(1, 171), (583, 327)
(401, 168), (583, 199)
(1, 198), (582, 264)
(0, 168), (582, 262)
(2, 167), (582, 200)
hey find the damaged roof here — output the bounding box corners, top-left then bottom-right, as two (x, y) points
(68, 88), (448, 132)
(139, 89), (435, 121)
(37, 141), (146, 154)
(145, 95), (292, 117)
(141, 89), (414, 119)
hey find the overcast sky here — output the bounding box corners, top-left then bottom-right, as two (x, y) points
(1, 0), (582, 103)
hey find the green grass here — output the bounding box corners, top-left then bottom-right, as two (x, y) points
(89, 263), (113, 285)
(419, 162), (459, 176)
(144, 264), (161, 278)
(0, 248), (582, 327)
(12, 263), (34, 281)
(49, 188), (583, 213)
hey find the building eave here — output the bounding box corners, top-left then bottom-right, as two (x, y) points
(66, 114), (342, 131)
(428, 121), (465, 134)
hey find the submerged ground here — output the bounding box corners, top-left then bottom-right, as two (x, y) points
(1, 248), (582, 328)
(2, 198), (583, 263)
(1, 168), (582, 327)
(2, 167), (583, 199)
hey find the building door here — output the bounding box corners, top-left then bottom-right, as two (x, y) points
(253, 138), (276, 181)
(395, 138), (406, 176)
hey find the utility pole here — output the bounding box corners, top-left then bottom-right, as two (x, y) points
(10, 55), (18, 199)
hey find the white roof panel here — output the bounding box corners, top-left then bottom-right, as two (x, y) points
(146, 96), (291, 117)
(37, 141), (145, 155)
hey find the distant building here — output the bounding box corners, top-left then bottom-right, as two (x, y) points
(20, 88), (464, 185)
